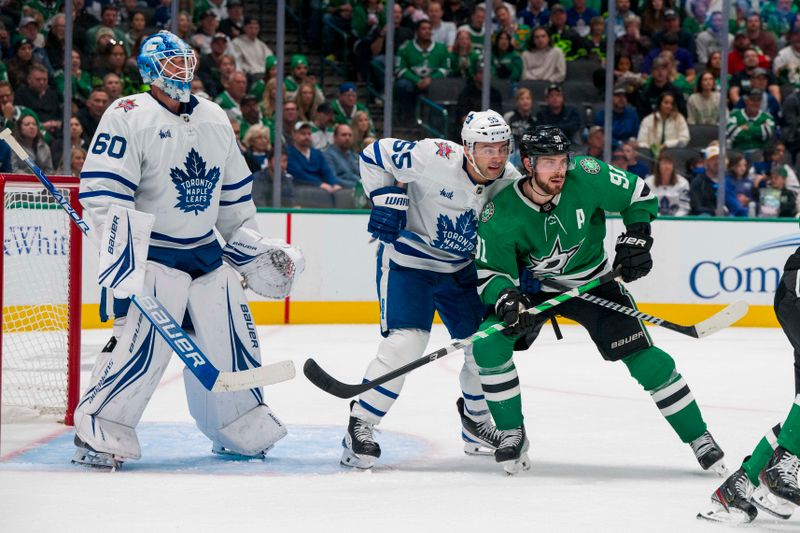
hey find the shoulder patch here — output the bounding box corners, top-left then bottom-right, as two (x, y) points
(480, 201), (495, 222)
(434, 141), (454, 159)
(579, 158), (601, 175)
(114, 98), (139, 113)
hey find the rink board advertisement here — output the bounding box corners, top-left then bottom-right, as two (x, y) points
(77, 212), (800, 328)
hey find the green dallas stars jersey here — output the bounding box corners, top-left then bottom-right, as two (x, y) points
(475, 155), (657, 306)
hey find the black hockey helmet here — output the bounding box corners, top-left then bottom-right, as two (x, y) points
(518, 125), (572, 162)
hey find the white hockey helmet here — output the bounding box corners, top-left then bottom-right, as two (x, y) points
(461, 110), (512, 152)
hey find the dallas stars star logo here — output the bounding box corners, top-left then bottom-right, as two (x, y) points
(525, 235), (582, 277)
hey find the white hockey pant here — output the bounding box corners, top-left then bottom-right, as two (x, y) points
(74, 262), (191, 460)
(183, 263), (286, 456)
(352, 329), (491, 424)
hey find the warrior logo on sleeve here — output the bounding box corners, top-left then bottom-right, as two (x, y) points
(170, 148), (221, 214)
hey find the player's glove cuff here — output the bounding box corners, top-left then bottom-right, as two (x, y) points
(368, 186), (409, 243)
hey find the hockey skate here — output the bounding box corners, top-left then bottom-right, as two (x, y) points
(456, 397), (502, 456)
(494, 425), (530, 475)
(690, 430), (727, 475)
(341, 401), (381, 469)
(757, 446), (800, 518)
(211, 442), (271, 460)
(752, 482), (796, 520)
(71, 436), (124, 471)
(697, 467), (757, 524)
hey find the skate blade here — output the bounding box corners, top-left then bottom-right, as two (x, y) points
(752, 485), (796, 520)
(211, 444), (269, 460)
(503, 452), (531, 475)
(71, 449), (122, 472)
(696, 505), (755, 525)
(464, 442), (495, 456)
(708, 459), (729, 477)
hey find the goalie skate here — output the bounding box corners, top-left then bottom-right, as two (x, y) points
(697, 467), (757, 525)
(456, 398), (502, 456)
(495, 425), (531, 475)
(71, 436), (124, 471)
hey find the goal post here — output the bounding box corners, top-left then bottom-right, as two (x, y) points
(0, 174), (82, 426)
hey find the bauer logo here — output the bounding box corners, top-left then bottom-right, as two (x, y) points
(171, 148), (220, 214)
(688, 233), (800, 299)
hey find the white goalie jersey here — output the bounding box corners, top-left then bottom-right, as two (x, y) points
(359, 138), (521, 273)
(79, 92), (256, 249)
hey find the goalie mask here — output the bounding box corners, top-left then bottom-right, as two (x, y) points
(137, 31), (197, 103)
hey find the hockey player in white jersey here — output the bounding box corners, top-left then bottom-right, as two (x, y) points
(341, 110), (523, 468)
(71, 31), (303, 469)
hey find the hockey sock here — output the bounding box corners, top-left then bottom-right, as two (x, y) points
(623, 347), (707, 443)
(778, 396), (800, 456)
(742, 424), (782, 486)
(479, 360), (523, 430)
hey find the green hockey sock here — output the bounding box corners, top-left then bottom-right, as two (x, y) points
(742, 424), (782, 486)
(778, 397), (800, 456)
(480, 361), (523, 430)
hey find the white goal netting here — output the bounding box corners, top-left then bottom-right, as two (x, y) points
(1, 183), (76, 422)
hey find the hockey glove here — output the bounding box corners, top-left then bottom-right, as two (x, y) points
(613, 222), (654, 283)
(495, 288), (537, 336)
(368, 186), (409, 243)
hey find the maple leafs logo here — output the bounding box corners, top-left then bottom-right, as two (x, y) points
(170, 149), (220, 215)
(431, 210), (477, 256)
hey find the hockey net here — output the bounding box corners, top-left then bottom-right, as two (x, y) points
(0, 174), (82, 425)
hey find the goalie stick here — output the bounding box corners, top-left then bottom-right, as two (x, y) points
(0, 128), (295, 392)
(304, 269), (620, 399)
(541, 279), (749, 338)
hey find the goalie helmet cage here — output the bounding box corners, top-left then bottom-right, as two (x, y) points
(0, 174), (82, 426)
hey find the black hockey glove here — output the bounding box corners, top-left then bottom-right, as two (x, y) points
(613, 222), (654, 283)
(495, 288), (537, 336)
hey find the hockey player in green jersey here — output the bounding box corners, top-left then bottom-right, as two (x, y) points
(471, 125), (726, 474)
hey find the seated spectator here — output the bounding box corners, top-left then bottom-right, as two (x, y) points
(276, 100), (300, 147)
(428, 1), (456, 49)
(756, 166), (798, 218)
(613, 0), (636, 38)
(682, 0), (708, 35)
(734, 69), (782, 121)
(615, 14), (649, 72)
(324, 124), (361, 188)
(11, 115), (52, 174)
(727, 89), (776, 154)
(191, 10), (223, 55)
(354, 3), (413, 86)
(13, 64), (62, 137)
(594, 85), (640, 147)
(521, 27), (566, 82)
(215, 70), (248, 120)
(546, 4), (583, 61)
(690, 142), (723, 216)
(91, 42), (143, 96)
(637, 92), (690, 155)
(727, 33), (753, 76)
(696, 11), (732, 64)
(612, 54), (644, 91)
(352, 110), (376, 148)
(448, 30), (474, 78)
(197, 34), (237, 98)
(45, 14), (68, 71)
(353, 0), (385, 42)
(640, 0), (668, 36)
(645, 151), (691, 216)
(252, 151), (296, 208)
(492, 30), (523, 81)
(455, 57), (503, 129)
(242, 124), (272, 173)
(581, 125), (604, 158)
(77, 88), (110, 142)
(297, 80), (323, 123)
(610, 148), (629, 171)
(287, 122), (342, 193)
(219, 0), (247, 39)
(566, 0), (599, 38)
(86, 5), (127, 54)
(238, 94), (271, 140)
(504, 87), (536, 154)
(775, 29), (800, 87)
(636, 56), (687, 117)
(730, 50), (781, 103)
(323, 0), (355, 58)
(687, 71), (721, 125)
(248, 56), (277, 100)
(641, 32), (695, 84)
(518, 0), (550, 30)
(622, 140), (650, 178)
(395, 19), (450, 124)
(763, 0), (797, 37)
(760, 142), (800, 194)
(285, 54), (325, 103)
(230, 118), (246, 152)
(494, 5), (529, 50)
(536, 83), (581, 142)
(0, 80), (46, 137)
(652, 9), (696, 62)
(69, 147), (86, 177)
(725, 152), (754, 217)
(233, 18), (273, 77)
(123, 11), (148, 52)
(745, 12), (778, 61)
(660, 51), (694, 97)
(55, 50), (93, 104)
(332, 82), (372, 126)
(103, 73), (123, 101)
(312, 102), (335, 150)
(457, 5), (486, 50)
(52, 116), (89, 170)
(579, 16), (606, 62)
(16, 16), (45, 50)
(6, 38), (35, 88)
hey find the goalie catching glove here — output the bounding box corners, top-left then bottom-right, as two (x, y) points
(495, 288), (537, 336)
(222, 226), (305, 299)
(613, 222), (653, 283)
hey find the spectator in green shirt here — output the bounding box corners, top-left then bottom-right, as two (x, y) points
(395, 19), (450, 124)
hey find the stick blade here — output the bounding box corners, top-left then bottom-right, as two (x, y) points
(211, 360), (296, 392)
(303, 358), (363, 399)
(693, 301), (750, 338)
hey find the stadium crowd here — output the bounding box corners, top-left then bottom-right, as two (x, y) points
(1, 0), (800, 216)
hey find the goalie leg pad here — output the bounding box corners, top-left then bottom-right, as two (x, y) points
(351, 328), (430, 425)
(74, 262), (192, 459)
(184, 264), (286, 456)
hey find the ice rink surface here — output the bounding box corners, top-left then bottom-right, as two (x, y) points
(3, 323), (800, 532)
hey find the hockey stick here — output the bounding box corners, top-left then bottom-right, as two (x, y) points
(541, 278), (749, 338)
(0, 128), (295, 392)
(303, 269), (620, 399)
